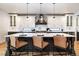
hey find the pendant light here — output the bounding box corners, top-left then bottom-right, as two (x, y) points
(39, 3), (44, 23)
(52, 3), (56, 19)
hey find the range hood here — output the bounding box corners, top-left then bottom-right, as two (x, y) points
(35, 14), (47, 25)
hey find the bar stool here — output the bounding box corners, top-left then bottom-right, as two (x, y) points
(10, 35), (28, 56)
(52, 35), (69, 55)
(32, 36), (49, 56)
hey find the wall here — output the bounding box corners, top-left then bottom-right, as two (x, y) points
(47, 16), (65, 30)
(16, 15), (65, 31)
(9, 15), (35, 31)
(0, 10), (10, 43)
(16, 16), (35, 31)
(9, 15), (76, 32)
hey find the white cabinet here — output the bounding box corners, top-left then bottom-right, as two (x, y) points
(9, 14), (17, 27)
(66, 15), (72, 26)
(9, 14), (17, 31)
(64, 14), (76, 32)
(76, 16), (79, 32)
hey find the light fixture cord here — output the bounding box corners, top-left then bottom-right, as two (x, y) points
(27, 3), (29, 18)
(53, 3), (56, 18)
(40, 3), (42, 16)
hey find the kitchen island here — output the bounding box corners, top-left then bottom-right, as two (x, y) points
(5, 32), (75, 56)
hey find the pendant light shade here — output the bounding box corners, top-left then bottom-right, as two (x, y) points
(39, 3), (44, 23)
(39, 14), (43, 23)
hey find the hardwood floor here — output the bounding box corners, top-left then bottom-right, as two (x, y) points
(0, 41), (79, 56)
(0, 42), (7, 56)
(74, 41), (79, 56)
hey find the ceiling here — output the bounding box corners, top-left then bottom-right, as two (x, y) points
(0, 3), (79, 14)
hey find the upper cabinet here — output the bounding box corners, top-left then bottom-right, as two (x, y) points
(64, 14), (76, 32)
(9, 14), (17, 27)
(66, 15), (73, 27)
(76, 16), (79, 32)
(9, 14), (18, 31)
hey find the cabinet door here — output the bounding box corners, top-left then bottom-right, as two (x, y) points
(67, 16), (69, 26)
(10, 16), (12, 26)
(10, 15), (16, 27)
(76, 16), (79, 26)
(66, 15), (73, 27)
(70, 16), (72, 26)
(14, 16), (16, 26)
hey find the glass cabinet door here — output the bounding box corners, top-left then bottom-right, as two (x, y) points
(66, 15), (73, 27)
(10, 15), (16, 27)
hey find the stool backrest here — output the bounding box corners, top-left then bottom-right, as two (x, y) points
(53, 35), (67, 48)
(32, 36), (43, 48)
